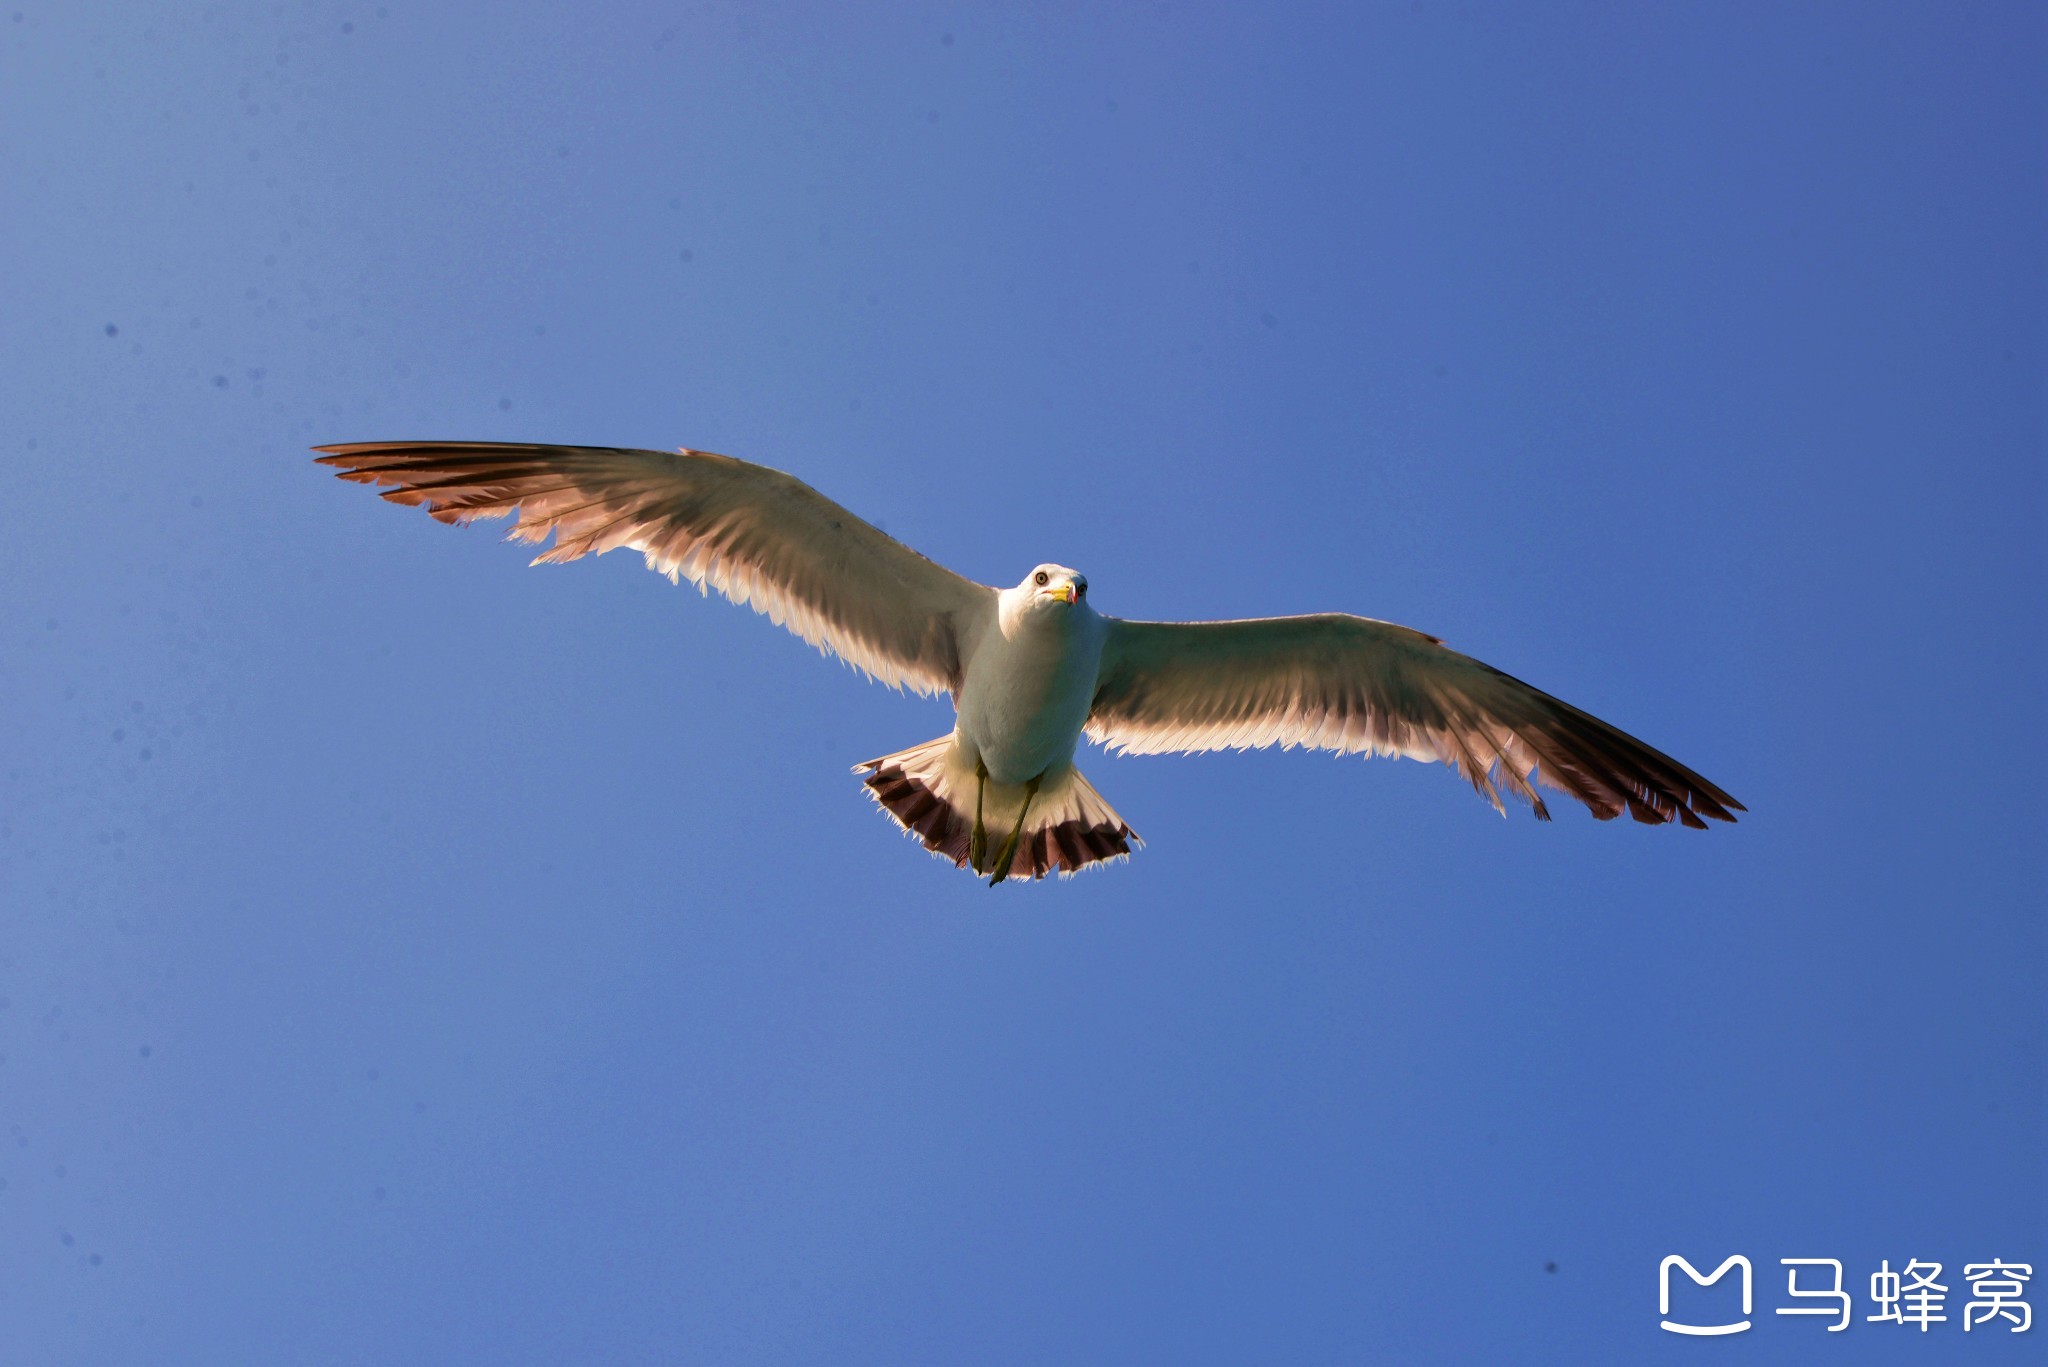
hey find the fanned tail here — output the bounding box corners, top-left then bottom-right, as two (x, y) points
(854, 735), (1140, 882)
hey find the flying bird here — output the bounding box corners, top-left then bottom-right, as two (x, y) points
(316, 441), (1742, 883)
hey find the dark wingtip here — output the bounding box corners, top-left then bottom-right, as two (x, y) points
(1686, 790), (1742, 825)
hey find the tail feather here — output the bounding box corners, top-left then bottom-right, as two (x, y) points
(854, 735), (1139, 882)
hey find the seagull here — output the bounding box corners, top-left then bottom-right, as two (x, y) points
(316, 441), (1742, 884)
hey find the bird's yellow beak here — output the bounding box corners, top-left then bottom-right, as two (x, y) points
(1049, 584), (1075, 604)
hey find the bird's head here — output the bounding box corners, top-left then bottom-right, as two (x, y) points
(998, 565), (1092, 634)
(1018, 563), (1088, 607)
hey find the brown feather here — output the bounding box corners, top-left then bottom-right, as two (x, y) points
(1088, 614), (1741, 829)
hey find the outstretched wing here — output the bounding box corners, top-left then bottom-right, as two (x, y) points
(315, 441), (995, 696)
(1088, 614), (1741, 827)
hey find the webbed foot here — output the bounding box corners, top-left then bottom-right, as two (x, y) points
(969, 757), (989, 874)
(986, 772), (1043, 886)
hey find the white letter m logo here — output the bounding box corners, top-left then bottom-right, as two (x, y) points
(1660, 1255), (1753, 1336)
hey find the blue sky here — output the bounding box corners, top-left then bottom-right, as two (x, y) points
(1, 2), (2041, 1362)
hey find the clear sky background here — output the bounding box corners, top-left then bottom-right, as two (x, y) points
(2, 3), (2041, 1362)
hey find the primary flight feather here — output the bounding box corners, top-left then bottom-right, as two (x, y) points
(316, 441), (1742, 883)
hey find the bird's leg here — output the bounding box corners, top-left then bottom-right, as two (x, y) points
(969, 756), (989, 874)
(987, 772), (1043, 887)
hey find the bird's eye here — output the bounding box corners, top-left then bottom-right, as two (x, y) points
(1034, 571), (1049, 586)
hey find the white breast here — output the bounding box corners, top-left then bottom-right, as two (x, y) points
(953, 597), (1106, 784)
